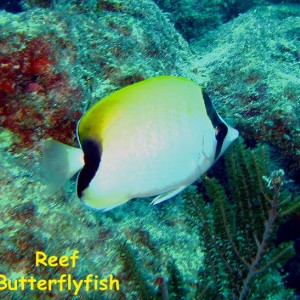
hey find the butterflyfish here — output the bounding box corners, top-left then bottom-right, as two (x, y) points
(41, 76), (239, 211)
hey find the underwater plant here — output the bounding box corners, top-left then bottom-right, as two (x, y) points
(187, 139), (300, 299)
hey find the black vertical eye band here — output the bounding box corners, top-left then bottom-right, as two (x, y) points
(202, 90), (228, 160)
(215, 123), (228, 160)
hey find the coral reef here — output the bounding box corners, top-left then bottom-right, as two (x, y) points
(0, 0), (299, 299)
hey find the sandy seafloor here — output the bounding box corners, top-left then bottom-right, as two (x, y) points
(0, 0), (300, 299)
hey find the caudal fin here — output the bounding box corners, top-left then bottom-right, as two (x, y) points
(40, 139), (84, 192)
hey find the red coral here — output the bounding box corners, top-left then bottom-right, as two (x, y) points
(0, 38), (55, 95)
(0, 80), (15, 94)
(30, 55), (52, 75)
(0, 36), (83, 152)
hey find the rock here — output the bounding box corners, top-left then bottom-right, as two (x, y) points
(153, 0), (298, 41)
(192, 4), (300, 181)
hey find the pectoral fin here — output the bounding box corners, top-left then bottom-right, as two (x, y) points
(100, 203), (124, 212)
(202, 128), (215, 162)
(150, 186), (187, 205)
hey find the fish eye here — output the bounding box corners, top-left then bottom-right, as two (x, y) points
(215, 123), (228, 141)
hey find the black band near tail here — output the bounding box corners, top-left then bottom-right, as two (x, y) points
(202, 90), (228, 160)
(77, 139), (101, 198)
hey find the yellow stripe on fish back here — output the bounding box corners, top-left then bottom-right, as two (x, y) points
(77, 76), (205, 144)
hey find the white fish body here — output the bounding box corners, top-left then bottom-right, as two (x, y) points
(41, 76), (239, 211)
